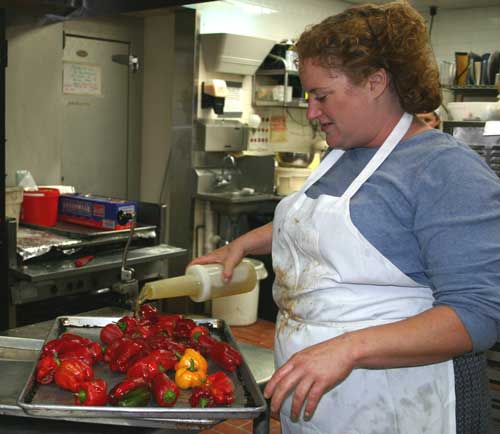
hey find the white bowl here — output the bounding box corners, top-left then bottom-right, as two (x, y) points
(446, 102), (492, 121)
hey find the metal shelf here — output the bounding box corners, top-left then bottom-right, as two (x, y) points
(444, 85), (498, 97)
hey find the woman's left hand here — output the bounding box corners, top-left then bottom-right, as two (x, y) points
(263, 333), (356, 420)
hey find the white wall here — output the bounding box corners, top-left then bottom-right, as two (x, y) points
(426, 6), (500, 65)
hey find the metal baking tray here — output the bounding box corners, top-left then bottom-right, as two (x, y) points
(17, 316), (267, 421)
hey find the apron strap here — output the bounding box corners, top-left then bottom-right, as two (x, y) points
(342, 112), (413, 200)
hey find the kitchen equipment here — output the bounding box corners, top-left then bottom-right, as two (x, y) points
(196, 119), (248, 152)
(17, 315), (266, 421)
(200, 33), (275, 76)
(136, 259), (258, 306)
(9, 202), (186, 328)
(276, 151), (314, 168)
(21, 188), (60, 227)
(275, 166), (312, 195)
(446, 102), (492, 121)
(212, 258), (268, 326)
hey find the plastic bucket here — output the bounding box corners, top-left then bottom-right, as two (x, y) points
(211, 258), (268, 326)
(21, 188), (60, 227)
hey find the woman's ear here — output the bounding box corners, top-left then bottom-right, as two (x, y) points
(366, 68), (389, 99)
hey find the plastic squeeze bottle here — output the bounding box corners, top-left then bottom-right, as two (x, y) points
(135, 260), (257, 307)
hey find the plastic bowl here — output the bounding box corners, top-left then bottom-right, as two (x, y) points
(446, 102), (491, 121)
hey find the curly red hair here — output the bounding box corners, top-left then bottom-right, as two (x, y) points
(295, 1), (441, 113)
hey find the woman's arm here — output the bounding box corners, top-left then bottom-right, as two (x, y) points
(264, 305), (472, 420)
(189, 222), (273, 280)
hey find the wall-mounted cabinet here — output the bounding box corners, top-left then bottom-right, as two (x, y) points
(253, 68), (307, 108)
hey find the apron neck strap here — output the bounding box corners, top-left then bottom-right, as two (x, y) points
(342, 112), (413, 200)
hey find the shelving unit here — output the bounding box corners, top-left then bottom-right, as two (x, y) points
(253, 67), (307, 108)
(443, 85), (498, 101)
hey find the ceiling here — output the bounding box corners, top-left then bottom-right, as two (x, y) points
(343, 0), (500, 10)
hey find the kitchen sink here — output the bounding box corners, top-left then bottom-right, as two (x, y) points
(195, 189), (279, 215)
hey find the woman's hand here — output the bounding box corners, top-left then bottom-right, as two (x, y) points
(188, 241), (246, 282)
(263, 334), (356, 420)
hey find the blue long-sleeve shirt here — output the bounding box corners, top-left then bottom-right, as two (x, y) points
(306, 129), (500, 352)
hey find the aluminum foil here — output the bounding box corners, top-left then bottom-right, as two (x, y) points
(17, 227), (80, 261)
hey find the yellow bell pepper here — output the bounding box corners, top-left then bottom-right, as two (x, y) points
(175, 366), (206, 389)
(175, 348), (208, 373)
(174, 348), (208, 390)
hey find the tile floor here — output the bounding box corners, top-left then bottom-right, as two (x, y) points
(199, 320), (279, 434)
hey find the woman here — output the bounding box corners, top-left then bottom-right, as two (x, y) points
(190, 2), (500, 433)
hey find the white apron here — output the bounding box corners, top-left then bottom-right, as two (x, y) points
(272, 113), (456, 434)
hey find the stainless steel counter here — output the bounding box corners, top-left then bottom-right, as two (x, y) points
(0, 307), (273, 434)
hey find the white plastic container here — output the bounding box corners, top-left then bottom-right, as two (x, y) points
(212, 258), (268, 326)
(275, 166), (311, 195)
(5, 187), (23, 229)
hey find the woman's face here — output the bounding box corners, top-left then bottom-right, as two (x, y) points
(300, 58), (379, 150)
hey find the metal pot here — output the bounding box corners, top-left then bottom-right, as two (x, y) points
(276, 152), (314, 168)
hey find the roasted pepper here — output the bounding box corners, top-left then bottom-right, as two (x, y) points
(174, 318), (197, 339)
(126, 349), (177, 382)
(145, 334), (186, 355)
(138, 304), (160, 321)
(100, 323), (124, 345)
(116, 316), (138, 334)
(36, 354), (60, 384)
(108, 377), (151, 407)
(74, 378), (108, 406)
(127, 320), (159, 339)
(152, 373), (179, 407)
(108, 337), (148, 373)
(190, 325), (210, 343)
(206, 371), (235, 405)
(198, 334), (242, 372)
(189, 386), (215, 408)
(58, 345), (94, 366)
(54, 359), (94, 392)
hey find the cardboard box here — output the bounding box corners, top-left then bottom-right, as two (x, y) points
(59, 194), (136, 230)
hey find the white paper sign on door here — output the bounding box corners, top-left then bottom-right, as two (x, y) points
(63, 62), (102, 96)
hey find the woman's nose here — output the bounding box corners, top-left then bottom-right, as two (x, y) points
(306, 100), (320, 121)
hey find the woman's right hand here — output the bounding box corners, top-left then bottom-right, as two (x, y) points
(188, 240), (246, 283)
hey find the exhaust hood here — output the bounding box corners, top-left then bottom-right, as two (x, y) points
(2, 0), (216, 22)
(201, 33), (275, 76)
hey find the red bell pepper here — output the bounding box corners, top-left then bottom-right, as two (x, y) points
(41, 338), (85, 358)
(155, 314), (183, 336)
(54, 359), (94, 392)
(87, 341), (104, 363)
(190, 325), (210, 343)
(108, 337), (149, 373)
(138, 304), (160, 321)
(126, 349), (177, 383)
(198, 334), (242, 371)
(116, 316), (138, 334)
(145, 334), (186, 356)
(100, 323), (124, 345)
(74, 378), (108, 406)
(108, 377), (151, 407)
(36, 354), (60, 384)
(174, 318), (197, 339)
(59, 333), (92, 346)
(189, 386), (215, 408)
(206, 371), (235, 405)
(151, 373), (179, 407)
(58, 345), (94, 366)
(127, 320), (158, 339)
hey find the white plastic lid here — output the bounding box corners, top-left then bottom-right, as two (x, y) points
(242, 258), (268, 280)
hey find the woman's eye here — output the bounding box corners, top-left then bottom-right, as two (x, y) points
(314, 95), (327, 102)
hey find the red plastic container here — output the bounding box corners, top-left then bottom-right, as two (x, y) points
(21, 188), (60, 227)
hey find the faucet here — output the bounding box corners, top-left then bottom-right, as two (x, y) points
(215, 154), (236, 188)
